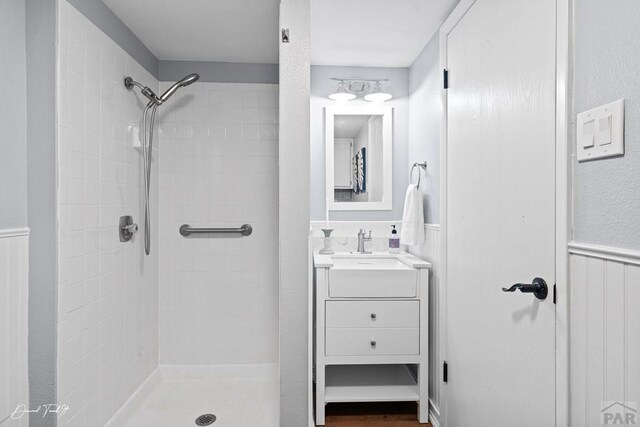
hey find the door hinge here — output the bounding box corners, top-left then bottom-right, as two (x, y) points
(443, 69), (449, 89)
(443, 361), (448, 383)
(553, 284), (556, 304)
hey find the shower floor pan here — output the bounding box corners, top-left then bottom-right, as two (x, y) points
(105, 364), (279, 427)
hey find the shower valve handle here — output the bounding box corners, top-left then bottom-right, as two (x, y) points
(124, 224), (139, 234)
(119, 215), (139, 242)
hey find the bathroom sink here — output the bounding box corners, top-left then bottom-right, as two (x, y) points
(327, 254), (418, 298)
(330, 256), (414, 270)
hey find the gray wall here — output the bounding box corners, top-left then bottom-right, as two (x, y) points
(408, 33), (441, 224)
(573, 0), (640, 250)
(159, 61), (278, 84)
(67, 0), (158, 75)
(310, 65), (410, 221)
(279, 0), (310, 425)
(26, 0), (58, 425)
(0, 1), (28, 229)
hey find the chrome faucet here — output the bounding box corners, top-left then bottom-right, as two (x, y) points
(356, 229), (372, 254)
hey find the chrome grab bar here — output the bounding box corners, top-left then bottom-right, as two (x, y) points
(179, 224), (253, 237)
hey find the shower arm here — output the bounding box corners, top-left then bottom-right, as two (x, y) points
(125, 77), (161, 105)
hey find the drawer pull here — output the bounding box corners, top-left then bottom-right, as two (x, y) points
(370, 313), (377, 320)
(370, 340), (377, 348)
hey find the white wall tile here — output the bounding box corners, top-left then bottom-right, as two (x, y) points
(158, 82), (279, 364)
(56, 2), (159, 425)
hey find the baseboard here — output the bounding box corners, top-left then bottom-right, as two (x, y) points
(568, 241), (640, 266)
(429, 405), (441, 427)
(428, 398), (441, 427)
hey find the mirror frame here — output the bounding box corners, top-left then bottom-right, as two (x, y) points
(325, 105), (393, 211)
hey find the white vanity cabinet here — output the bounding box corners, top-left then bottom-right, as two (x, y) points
(313, 252), (431, 425)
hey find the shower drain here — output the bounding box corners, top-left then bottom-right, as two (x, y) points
(195, 413), (217, 426)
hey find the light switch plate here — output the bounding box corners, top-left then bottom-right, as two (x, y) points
(576, 99), (624, 162)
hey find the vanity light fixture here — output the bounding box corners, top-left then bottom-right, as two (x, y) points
(328, 78), (391, 102)
(364, 81), (392, 103)
(328, 81), (357, 102)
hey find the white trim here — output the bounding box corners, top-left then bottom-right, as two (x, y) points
(568, 242), (640, 266)
(308, 235), (315, 427)
(325, 105), (393, 211)
(429, 405), (441, 427)
(0, 227), (30, 239)
(440, 0), (476, 34)
(425, 224), (440, 232)
(429, 397), (441, 427)
(555, 0), (571, 425)
(439, 4), (477, 426)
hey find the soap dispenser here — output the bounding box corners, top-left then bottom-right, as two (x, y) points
(388, 225), (400, 253)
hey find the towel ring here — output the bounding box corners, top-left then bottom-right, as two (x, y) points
(411, 161), (428, 188)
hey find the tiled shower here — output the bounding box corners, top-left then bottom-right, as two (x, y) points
(157, 82), (279, 364)
(55, 1), (279, 425)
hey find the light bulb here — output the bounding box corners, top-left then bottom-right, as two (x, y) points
(364, 82), (392, 102)
(364, 92), (392, 102)
(329, 81), (355, 102)
(329, 92), (356, 101)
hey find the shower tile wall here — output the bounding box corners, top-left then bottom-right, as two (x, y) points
(57, 2), (159, 425)
(158, 82), (279, 364)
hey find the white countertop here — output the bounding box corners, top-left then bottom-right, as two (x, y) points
(313, 251), (432, 269)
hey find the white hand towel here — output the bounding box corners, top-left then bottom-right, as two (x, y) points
(400, 184), (425, 246)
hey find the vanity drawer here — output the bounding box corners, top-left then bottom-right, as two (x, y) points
(325, 301), (419, 328)
(325, 328), (419, 356)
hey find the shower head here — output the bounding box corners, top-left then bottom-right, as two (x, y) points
(158, 73), (200, 104)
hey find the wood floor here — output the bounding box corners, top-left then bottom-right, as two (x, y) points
(319, 402), (432, 427)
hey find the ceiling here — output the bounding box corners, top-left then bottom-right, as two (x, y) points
(102, 0), (280, 63)
(311, 0), (459, 67)
(103, 0), (458, 67)
(335, 115), (370, 138)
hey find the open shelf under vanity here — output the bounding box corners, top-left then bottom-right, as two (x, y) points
(324, 364), (419, 403)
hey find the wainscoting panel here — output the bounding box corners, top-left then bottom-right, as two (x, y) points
(569, 243), (640, 426)
(0, 230), (29, 427)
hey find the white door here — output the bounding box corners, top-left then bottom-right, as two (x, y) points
(444, 0), (557, 426)
(334, 138), (353, 189)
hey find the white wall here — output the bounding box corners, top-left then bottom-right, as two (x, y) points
(0, 232), (29, 427)
(57, 2), (159, 425)
(157, 81), (279, 364)
(310, 65), (409, 221)
(408, 34), (441, 224)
